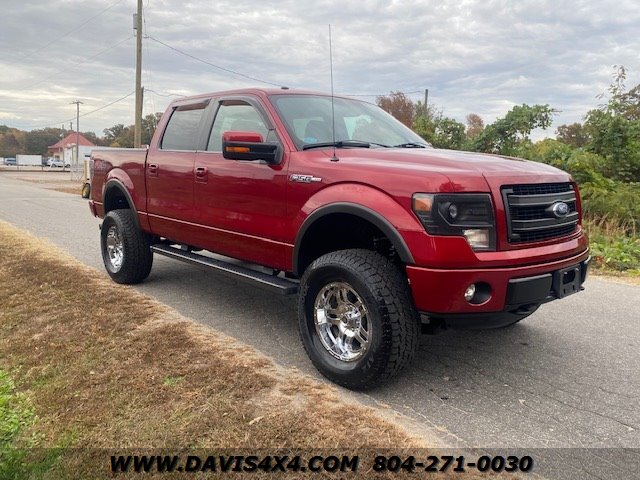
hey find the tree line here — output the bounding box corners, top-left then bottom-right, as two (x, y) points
(0, 113), (162, 157)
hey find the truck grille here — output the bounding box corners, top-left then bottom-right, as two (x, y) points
(502, 183), (578, 243)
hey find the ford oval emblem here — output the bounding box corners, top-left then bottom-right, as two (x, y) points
(551, 201), (569, 218)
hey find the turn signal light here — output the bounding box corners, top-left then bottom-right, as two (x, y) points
(225, 146), (250, 153)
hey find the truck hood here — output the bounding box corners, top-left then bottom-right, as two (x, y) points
(332, 147), (564, 175)
(322, 147), (572, 192)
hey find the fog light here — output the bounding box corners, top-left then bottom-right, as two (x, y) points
(464, 284), (476, 302)
(463, 228), (490, 250)
(448, 203), (458, 219)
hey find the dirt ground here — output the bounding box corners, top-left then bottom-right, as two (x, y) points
(0, 167), (84, 195)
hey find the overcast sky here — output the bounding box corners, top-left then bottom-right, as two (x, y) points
(0, 0), (638, 138)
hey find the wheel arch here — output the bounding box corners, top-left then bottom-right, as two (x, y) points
(293, 202), (414, 276)
(103, 179), (139, 229)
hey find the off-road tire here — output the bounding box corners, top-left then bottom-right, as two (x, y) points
(100, 209), (153, 284)
(298, 249), (420, 390)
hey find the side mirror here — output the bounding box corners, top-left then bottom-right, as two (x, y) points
(222, 131), (279, 164)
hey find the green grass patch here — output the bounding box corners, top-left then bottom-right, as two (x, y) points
(0, 369), (64, 479)
(584, 218), (640, 273)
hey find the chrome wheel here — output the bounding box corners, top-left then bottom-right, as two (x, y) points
(105, 225), (124, 272)
(314, 282), (371, 362)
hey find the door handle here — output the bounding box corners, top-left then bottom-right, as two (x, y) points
(195, 166), (208, 183)
(148, 163), (159, 176)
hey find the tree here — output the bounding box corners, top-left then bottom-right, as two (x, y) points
(471, 104), (555, 155)
(584, 66), (640, 182)
(556, 123), (590, 148)
(414, 115), (466, 149)
(103, 124), (134, 147)
(141, 112), (163, 146)
(82, 131), (109, 147)
(0, 128), (21, 157)
(23, 127), (65, 155)
(465, 113), (484, 139)
(376, 91), (416, 128)
(102, 112), (162, 148)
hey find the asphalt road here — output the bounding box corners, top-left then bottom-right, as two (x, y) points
(1, 174), (639, 474)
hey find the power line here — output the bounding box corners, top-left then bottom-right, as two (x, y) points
(146, 89), (186, 98)
(145, 35), (285, 88)
(80, 91), (135, 118)
(13, 91), (135, 131)
(4, 0), (125, 67)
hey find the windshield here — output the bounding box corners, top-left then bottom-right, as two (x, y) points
(269, 94), (430, 151)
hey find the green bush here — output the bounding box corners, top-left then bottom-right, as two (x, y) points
(586, 220), (640, 271)
(580, 182), (640, 233)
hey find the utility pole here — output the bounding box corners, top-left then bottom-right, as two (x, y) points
(70, 101), (83, 176)
(134, 0), (143, 148)
(424, 89), (429, 118)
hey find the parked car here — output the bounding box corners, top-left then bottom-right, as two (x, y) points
(4, 157), (16, 166)
(49, 159), (71, 168)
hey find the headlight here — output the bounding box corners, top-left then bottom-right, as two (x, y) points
(412, 193), (496, 251)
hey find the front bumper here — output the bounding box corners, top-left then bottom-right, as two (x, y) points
(406, 249), (590, 317)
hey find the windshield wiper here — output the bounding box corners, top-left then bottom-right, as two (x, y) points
(302, 140), (372, 151)
(394, 142), (428, 148)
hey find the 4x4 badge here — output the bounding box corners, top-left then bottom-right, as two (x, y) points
(290, 174), (322, 183)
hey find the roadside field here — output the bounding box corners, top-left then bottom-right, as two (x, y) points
(0, 221), (504, 479)
(0, 169), (83, 195)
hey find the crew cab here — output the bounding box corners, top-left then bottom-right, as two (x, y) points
(89, 88), (589, 389)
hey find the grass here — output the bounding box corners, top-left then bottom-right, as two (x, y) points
(0, 369), (36, 478)
(583, 217), (640, 276)
(0, 221), (506, 479)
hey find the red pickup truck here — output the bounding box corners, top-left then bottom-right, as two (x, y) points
(89, 88), (589, 389)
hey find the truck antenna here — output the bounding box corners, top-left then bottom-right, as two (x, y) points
(329, 24), (338, 162)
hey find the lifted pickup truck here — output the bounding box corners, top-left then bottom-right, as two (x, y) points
(89, 88), (589, 389)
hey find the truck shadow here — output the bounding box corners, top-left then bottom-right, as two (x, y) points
(142, 259), (577, 395)
(140, 264), (640, 448)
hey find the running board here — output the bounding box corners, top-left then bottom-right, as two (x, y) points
(151, 244), (298, 295)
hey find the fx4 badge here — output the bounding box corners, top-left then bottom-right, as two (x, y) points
(290, 174), (322, 183)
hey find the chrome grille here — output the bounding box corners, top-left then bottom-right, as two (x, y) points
(502, 183), (578, 243)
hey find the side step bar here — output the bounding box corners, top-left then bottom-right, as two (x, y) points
(151, 244), (299, 295)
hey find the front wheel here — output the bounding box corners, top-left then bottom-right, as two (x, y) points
(100, 209), (153, 284)
(298, 249), (419, 390)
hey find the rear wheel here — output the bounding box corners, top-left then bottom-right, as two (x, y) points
(100, 209), (153, 284)
(298, 249), (419, 390)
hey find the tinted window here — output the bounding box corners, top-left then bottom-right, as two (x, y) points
(161, 107), (205, 150)
(207, 102), (269, 152)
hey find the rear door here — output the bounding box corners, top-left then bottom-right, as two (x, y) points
(191, 96), (289, 270)
(145, 99), (209, 243)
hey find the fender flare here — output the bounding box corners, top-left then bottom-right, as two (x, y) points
(293, 202), (415, 276)
(103, 179), (140, 230)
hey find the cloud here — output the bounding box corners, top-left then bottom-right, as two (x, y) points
(0, 0), (638, 136)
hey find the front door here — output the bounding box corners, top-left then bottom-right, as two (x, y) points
(192, 97), (289, 270)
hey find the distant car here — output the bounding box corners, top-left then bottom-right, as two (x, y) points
(50, 159), (71, 168)
(4, 157), (16, 165)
